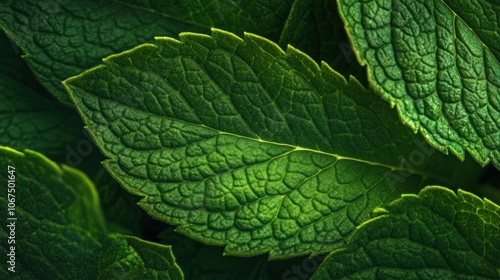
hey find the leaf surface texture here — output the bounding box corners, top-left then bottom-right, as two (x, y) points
(337, 0), (500, 168)
(312, 186), (500, 279)
(66, 29), (481, 258)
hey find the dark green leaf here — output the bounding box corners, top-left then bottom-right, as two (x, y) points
(311, 186), (500, 279)
(160, 228), (268, 280)
(117, 0), (293, 42)
(278, 0), (366, 82)
(0, 147), (104, 279)
(0, 0), (293, 105)
(0, 147), (183, 279)
(94, 168), (144, 236)
(0, 32), (83, 160)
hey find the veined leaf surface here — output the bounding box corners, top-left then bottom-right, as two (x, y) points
(0, 33), (82, 159)
(311, 186), (500, 279)
(116, 0), (293, 42)
(0, 0), (293, 105)
(337, 0), (500, 168)
(100, 233), (183, 280)
(0, 147), (103, 279)
(0, 147), (183, 279)
(65, 29), (481, 258)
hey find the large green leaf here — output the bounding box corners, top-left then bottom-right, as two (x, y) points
(337, 0), (500, 169)
(0, 0), (293, 105)
(311, 186), (500, 279)
(0, 32), (83, 160)
(0, 147), (182, 279)
(65, 29), (481, 258)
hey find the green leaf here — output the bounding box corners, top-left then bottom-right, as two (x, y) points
(337, 0), (500, 169)
(160, 228), (269, 280)
(311, 186), (500, 280)
(0, 0), (293, 105)
(117, 0), (294, 42)
(100, 233), (183, 280)
(0, 147), (104, 279)
(278, 0), (366, 82)
(0, 32), (83, 160)
(0, 147), (183, 279)
(65, 29), (482, 258)
(0, 0), (197, 105)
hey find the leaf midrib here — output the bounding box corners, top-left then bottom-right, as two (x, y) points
(68, 81), (451, 182)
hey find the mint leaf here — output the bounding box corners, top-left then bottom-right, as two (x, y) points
(0, 147), (104, 278)
(311, 186), (500, 279)
(0, 147), (183, 279)
(65, 29), (482, 258)
(100, 233), (183, 280)
(0, 0), (201, 105)
(160, 228), (269, 280)
(337, 0), (500, 169)
(278, 0), (366, 81)
(0, 33), (83, 160)
(0, 0), (293, 105)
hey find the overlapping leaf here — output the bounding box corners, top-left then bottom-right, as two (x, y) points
(311, 186), (500, 279)
(0, 147), (103, 278)
(337, 0), (500, 168)
(100, 233), (183, 280)
(0, 0), (293, 105)
(0, 33), (82, 160)
(65, 29), (481, 258)
(0, 147), (183, 279)
(116, 0), (293, 42)
(279, 0), (366, 81)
